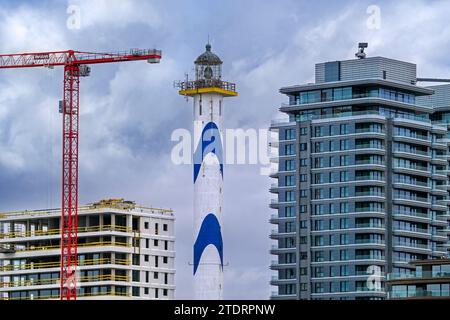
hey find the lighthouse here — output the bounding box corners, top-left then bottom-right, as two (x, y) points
(178, 43), (237, 299)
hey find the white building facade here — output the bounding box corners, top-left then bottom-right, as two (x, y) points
(0, 199), (175, 300)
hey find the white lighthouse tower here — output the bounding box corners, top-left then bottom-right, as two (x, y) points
(178, 43), (237, 299)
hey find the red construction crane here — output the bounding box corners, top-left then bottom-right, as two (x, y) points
(0, 48), (162, 300)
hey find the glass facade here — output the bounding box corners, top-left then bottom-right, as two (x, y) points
(270, 64), (450, 300)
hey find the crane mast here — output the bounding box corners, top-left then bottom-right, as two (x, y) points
(0, 48), (162, 300)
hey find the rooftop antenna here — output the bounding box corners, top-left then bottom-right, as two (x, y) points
(355, 42), (368, 59)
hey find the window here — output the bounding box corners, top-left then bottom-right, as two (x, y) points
(340, 234), (349, 245)
(163, 224), (168, 232)
(314, 142), (324, 153)
(144, 222), (149, 229)
(314, 282), (324, 293)
(299, 158), (307, 167)
(299, 143), (307, 151)
(340, 187), (349, 198)
(340, 218), (349, 229)
(154, 239), (159, 247)
(285, 128), (295, 140)
(340, 171), (348, 182)
(132, 270), (140, 282)
(340, 139), (350, 150)
(132, 287), (140, 297)
(285, 175), (295, 186)
(285, 160), (295, 171)
(164, 273), (168, 285)
(155, 288), (159, 299)
(299, 205), (307, 214)
(340, 250), (348, 261)
(164, 241), (168, 250)
(146, 271), (149, 283)
(155, 223), (159, 235)
(314, 204), (325, 215)
(340, 265), (349, 276)
(315, 126), (325, 137)
(340, 155), (350, 166)
(285, 144), (295, 155)
(155, 256), (159, 268)
(340, 281), (349, 292)
(144, 255), (149, 262)
(132, 254), (140, 266)
(314, 173), (324, 184)
(146, 239), (149, 248)
(285, 206), (295, 217)
(340, 202), (349, 213)
(340, 124), (350, 135)
(154, 272), (159, 279)
(300, 189), (308, 198)
(300, 127), (308, 135)
(163, 289), (168, 296)
(315, 157), (325, 168)
(163, 256), (168, 264)
(144, 288), (149, 295)
(300, 174), (307, 182)
(285, 191), (295, 201)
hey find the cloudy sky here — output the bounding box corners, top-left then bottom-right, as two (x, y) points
(1, 0), (450, 299)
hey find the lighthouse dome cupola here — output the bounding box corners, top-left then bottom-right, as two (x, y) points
(195, 43), (222, 81)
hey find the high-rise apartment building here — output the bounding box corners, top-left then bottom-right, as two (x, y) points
(0, 199), (175, 300)
(269, 51), (450, 300)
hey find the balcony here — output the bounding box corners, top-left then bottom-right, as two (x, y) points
(394, 195), (429, 203)
(0, 257), (130, 273)
(0, 290), (131, 301)
(355, 175), (385, 182)
(354, 239), (385, 245)
(393, 242), (430, 250)
(393, 148), (430, 157)
(388, 290), (450, 299)
(355, 191), (385, 198)
(393, 165), (429, 173)
(0, 274), (129, 289)
(355, 223), (385, 229)
(355, 160), (385, 166)
(355, 255), (385, 261)
(2, 241), (131, 254)
(355, 143), (385, 150)
(355, 128), (385, 134)
(0, 225), (133, 240)
(394, 226), (429, 234)
(394, 179), (429, 188)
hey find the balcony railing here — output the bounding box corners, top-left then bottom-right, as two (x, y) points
(0, 258), (130, 272)
(388, 271), (450, 281)
(394, 242), (430, 249)
(388, 290), (450, 299)
(4, 241), (131, 253)
(0, 225), (133, 240)
(178, 79), (236, 92)
(0, 290), (131, 301)
(0, 274), (129, 289)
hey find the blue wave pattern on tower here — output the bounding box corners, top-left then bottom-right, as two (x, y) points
(193, 213), (224, 275)
(193, 122), (224, 183)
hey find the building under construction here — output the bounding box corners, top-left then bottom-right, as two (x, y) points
(0, 199), (175, 300)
